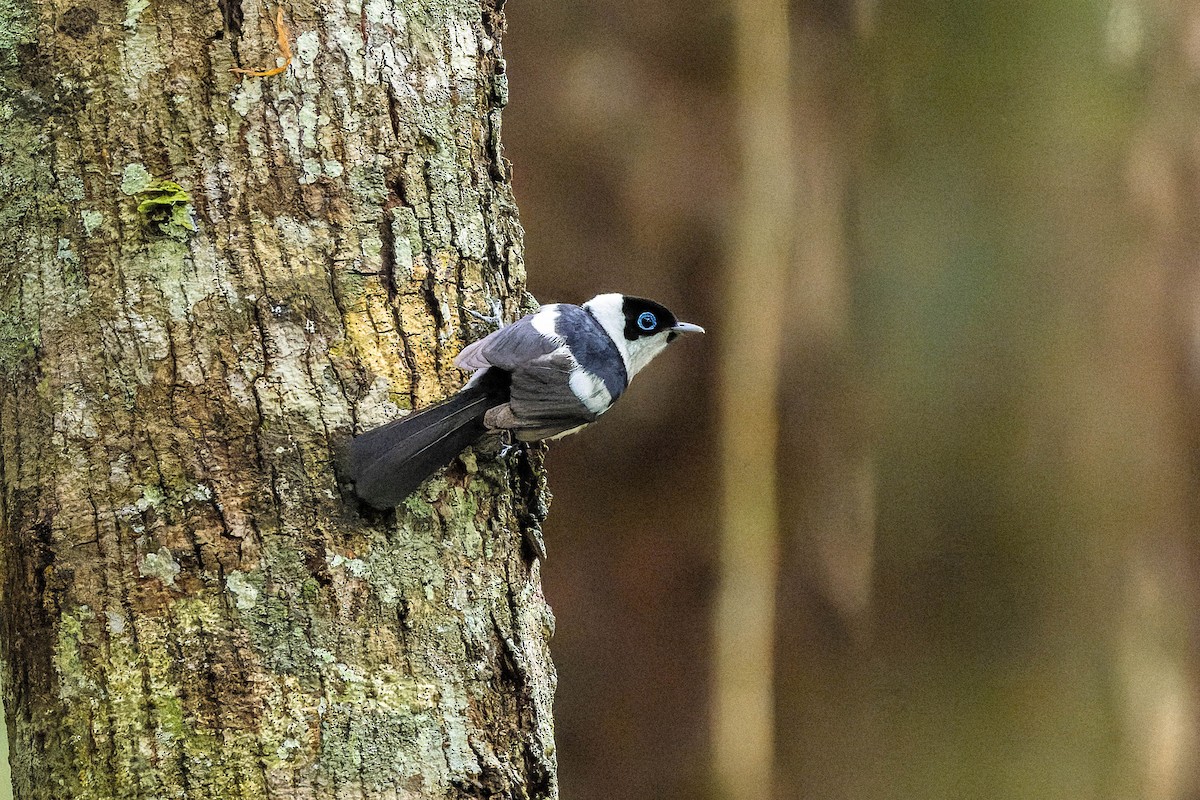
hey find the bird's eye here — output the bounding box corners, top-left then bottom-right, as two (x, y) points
(637, 311), (657, 331)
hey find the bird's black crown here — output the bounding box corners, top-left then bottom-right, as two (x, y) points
(620, 296), (679, 341)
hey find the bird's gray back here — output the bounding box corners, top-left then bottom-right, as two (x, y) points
(554, 304), (627, 401)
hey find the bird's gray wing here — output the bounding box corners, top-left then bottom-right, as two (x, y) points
(455, 308), (602, 439)
(454, 315), (559, 372)
(505, 350), (597, 430)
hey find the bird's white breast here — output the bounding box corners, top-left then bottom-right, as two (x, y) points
(568, 367), (614, 414)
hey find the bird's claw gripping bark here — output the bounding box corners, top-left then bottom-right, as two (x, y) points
(465, 299), (505, 332)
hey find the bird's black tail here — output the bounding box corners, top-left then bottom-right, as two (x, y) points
(350, 369), (510, 509)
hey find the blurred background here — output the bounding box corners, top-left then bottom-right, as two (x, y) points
(503, 0), (1200, 798)
(4, 1), (1200, 799)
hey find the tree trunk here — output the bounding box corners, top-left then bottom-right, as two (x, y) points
(0, 0), (557, 797)
(712, 0), (792, 797)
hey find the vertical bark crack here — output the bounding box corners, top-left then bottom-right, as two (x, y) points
(217, 0), (243, 37)
(381, 177), (423, 405)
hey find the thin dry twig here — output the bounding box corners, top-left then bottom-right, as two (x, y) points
(231, 6), (292, 78)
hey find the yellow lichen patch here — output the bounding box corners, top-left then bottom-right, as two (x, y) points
(398, 292), (447, 406)
(343, 285), (413, 404)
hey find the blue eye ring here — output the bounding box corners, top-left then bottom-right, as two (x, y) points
(637, 311), (657, 331)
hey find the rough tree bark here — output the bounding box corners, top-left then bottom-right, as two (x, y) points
(0, 0), (557, 797)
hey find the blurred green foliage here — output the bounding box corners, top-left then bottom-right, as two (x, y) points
(855, 3), (1156, 797)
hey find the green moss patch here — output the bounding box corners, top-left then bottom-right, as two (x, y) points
(134, 181), (197, 241)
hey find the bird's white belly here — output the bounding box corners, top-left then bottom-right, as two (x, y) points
(549, 423), (591, 440)
(568, 366), (614, 414)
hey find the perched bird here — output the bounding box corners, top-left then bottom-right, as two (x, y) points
(350, 293), (704, 508)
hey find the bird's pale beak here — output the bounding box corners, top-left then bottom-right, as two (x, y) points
(671, 321), (705, 334)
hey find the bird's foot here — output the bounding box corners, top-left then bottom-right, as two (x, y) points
(465, 300), (504, 331)
(497, 430), (517, 460)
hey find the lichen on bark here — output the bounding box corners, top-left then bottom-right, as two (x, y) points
(0, 0), (556, 797)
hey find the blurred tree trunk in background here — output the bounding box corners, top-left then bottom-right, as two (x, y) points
(1121, 3), (1200, 793)
(775, 3), (876, 799)
(0, 1), (556, 797)
(712, 0), (793, 796)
